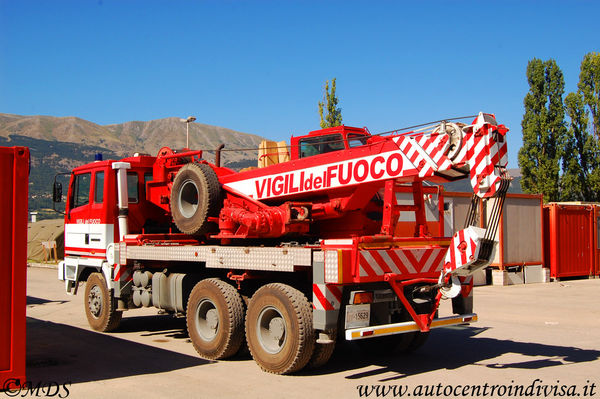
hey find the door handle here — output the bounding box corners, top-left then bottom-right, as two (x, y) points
(85, 234), (89, 245)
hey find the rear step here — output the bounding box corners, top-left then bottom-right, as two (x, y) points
(345, 313), (477, 340)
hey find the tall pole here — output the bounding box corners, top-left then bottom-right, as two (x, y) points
(180, 116), (196, 149)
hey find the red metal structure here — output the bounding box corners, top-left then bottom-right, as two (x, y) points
(0, 147), (29, 390)
(55, 113), (510, 374)
(543, 203), (600, 279)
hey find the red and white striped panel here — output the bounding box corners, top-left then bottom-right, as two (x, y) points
(465, 113), (509, 198)
(113, 264), (132, 282)
(313, 283), (342, 311)
(394, 137), (435, 177)
(412, 131), (454, 171)
(443, 227), (482, 275)
(460, 275), (474, 297)
(358, 247), (447, 278)
(393, 132), (456, 178)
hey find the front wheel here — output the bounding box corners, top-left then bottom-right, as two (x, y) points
(84, 272), (122, 332)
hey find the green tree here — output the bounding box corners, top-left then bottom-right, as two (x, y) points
(518, 58), (567, 202)
(318, 78), (342, 128)
(561, 92), (592, 200)
(562, 52), (600, 201)
(578, 52), (600, 139)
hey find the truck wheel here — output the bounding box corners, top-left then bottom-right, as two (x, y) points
(84, 272), (122, 332)
(307, 335), (336, 369)
(186, 278), (245, 360)
(171, 163), (221, 236)
(245, 283), (315, 374)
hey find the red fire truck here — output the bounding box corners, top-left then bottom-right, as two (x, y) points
(55, 112), (509, 374)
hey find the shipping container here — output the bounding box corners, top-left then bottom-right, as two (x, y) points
(543, 203), (600, 279)
(0, 147), (29, 389)
(445, 192), (544, 270)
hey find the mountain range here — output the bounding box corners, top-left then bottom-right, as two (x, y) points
(0, 113), (264, 218)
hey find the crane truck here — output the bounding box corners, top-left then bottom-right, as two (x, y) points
(54, 112), (509, 374)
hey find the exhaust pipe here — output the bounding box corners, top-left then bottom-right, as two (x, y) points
(112, 162), (131, 241)
(215, 144), (225, 167)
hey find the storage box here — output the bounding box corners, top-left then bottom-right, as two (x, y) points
(492, 269), (524, 286)
(523, 264), (549, 284)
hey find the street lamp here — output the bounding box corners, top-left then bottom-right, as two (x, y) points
(180, 116), (196, 149)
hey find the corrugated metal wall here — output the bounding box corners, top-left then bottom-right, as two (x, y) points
(501, 197), (543, 265)
(445, 192), (543, 269)
(544, 203), (600, 278)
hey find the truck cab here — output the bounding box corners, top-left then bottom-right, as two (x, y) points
(290, 125), (373, 160)
(64, 155), (169, 248)
(59, 155), (171, 293)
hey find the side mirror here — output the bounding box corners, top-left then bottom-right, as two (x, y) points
(53, 181), (62, 203)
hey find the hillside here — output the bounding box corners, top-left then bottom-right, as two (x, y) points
(0, 113), (264, 218)
(0, 113), (263, 163)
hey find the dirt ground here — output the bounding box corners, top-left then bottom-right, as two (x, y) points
(21, 266), (600, 398)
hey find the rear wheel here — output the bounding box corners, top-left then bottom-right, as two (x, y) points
(84, 272), (122, 332)
(308, 334), (336, 369)
(246, 283), (315, 374)
(171, 163), (221, 235)
(186, 278), (245, 360)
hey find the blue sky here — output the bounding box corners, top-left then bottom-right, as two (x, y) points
(1, 0), (598, 168)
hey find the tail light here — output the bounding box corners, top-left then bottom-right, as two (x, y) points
(352, 291), (373, 304)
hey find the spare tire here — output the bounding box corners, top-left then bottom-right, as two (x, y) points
(171, 163), (222, 235)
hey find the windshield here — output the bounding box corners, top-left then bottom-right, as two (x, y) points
(299, 134), (345, 158)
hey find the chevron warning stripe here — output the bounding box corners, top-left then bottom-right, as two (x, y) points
(114, 264), (132, 282)
(358, 247), (447, 278)
(443, 227), (481, 275)
(465, 113), (509, 198)
(313, 284), (343, 311)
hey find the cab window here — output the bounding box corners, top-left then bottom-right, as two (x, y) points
(299, 134), (344, 158)
(348, 133), (368, 148)
(72, 172), (91, 208)
(127, 172), (139, 203)
(94, 171), (104, 203)
(144, 172), (153, 196)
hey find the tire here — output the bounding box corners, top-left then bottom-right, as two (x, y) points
(84, 272), (122, 332)
(171, 163), (221, 235)
(308, 335), (336, 369)
(186, 278), (245, 360)
(245, 283), (315, 374)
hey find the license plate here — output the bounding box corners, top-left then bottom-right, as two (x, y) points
(345, 304), (370, 329)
